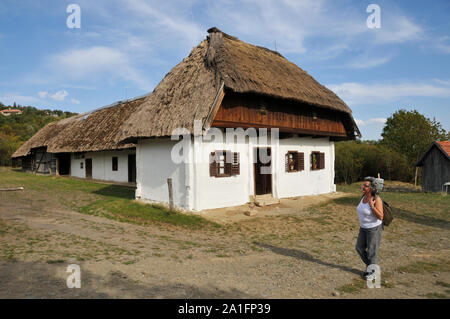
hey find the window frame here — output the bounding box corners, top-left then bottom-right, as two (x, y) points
(286, 151), (299, 172)
(210, 150), (239, 178)
(311, 151), (325, 170)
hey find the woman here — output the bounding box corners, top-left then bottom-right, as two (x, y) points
(355, 177), (384, 280)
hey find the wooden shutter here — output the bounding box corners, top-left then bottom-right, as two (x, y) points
(297, 152), (304, 171)
(319, 152), (325, 169)
(209, 152), (217, 177)
(225, 151), (232, 176)
(231, 152), (240, 175)
(311, 152), (314, 170)
(285, 153), (289, 172)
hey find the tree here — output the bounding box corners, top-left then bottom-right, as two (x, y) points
(381, 109), (449, 164)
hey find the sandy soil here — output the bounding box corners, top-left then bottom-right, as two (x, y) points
(0, 187), (449, 299)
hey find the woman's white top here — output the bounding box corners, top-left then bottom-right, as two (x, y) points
(357, 196), (382, 229)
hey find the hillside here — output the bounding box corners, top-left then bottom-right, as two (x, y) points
(0, 102), (77, 166)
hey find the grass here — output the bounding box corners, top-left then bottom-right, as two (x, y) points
(396, 260), (450, 274)
(337, 278), (367, 294)
(336, 182), (450, 220)
(436, 281), (450, 288)
(0, 167), (217, 229)
(424, 292), (449, 299)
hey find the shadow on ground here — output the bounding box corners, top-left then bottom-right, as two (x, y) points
(256, 243), (361, 276)
(92, 185), (135, 200)
(0, 261), (252, 299)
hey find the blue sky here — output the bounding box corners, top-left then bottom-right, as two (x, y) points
(0, 0), (449, 140)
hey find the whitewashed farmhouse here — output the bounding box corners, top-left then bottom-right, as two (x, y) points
(117, 28), (361, 211)
(11, 96), (147, 183)
(12, 28), (360, 211)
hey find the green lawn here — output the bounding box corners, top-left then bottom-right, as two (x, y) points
(0, 167), (216, 229)
(337, 182), (450, 222)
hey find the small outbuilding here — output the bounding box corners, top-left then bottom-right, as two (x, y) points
(416, 141), (450, 192)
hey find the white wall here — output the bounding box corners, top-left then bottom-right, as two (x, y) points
(191, 132), (335, 211)
(71, 154), (85, 178)
(136, 131), (336, 211)
(277, 137), (335, 198)
(190, 130), (254, 211)
(70, 150), (135, 182)
(136, 139), (187, 209)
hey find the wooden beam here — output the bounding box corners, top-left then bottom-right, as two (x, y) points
(211, 120), (347, 137)
(203, 82), (225, 131)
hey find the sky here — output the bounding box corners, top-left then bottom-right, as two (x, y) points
(0, 0), (449, 140)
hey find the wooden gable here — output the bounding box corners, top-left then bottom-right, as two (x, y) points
(211, 92), (354, 139)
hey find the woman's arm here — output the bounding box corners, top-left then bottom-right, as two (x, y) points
(370, 196), (384, 220)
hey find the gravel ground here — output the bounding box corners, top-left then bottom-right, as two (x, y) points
(0, 186), (449, 299)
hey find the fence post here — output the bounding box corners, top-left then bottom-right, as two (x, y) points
(167, 178), (174, 212)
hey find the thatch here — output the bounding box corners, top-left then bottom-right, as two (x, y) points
(119, 40), (218, 141)
(119, 27), (359, 142)
(12, 96), (147, 158)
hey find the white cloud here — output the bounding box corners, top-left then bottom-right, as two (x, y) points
(434, 36), (450, 54)
(355, 118), (387, 126)
(373, 15), (423, 44)
(38, 91), (48, 98)
(327, 81), (450, 105)
(48, 46), (152, 91)
(0, 93), (41, 105)
(348, 55), (393, 69)
(120, 0), (204, 47)
(50, 90), (69, 101)
(71, 98), (80, 104)
(205, 0), (424, 57)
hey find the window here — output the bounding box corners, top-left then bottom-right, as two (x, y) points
(80, 162), (83, 169)
(311, 151), (325, 170)
(112, 157), (118, 171)
(285, 151), (304, 172)
(210, 151), (240, 177)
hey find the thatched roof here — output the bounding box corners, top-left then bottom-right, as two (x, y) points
(12, 95), (147, 158)
(119, 27), (359, 142)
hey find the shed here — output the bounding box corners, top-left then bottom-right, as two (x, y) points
(416, 141), (450, 192)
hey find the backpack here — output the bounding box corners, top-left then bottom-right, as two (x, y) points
(360, 194), (394, 227)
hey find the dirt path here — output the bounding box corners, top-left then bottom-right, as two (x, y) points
(0, 187), (449, 299)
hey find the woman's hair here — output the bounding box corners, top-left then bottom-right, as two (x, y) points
(364, 176), (375, 187)
(364, 176), (383, 195)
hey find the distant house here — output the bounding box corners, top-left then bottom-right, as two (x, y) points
(11, 95), (148, 183)
(416, 141), (450, 192)
(117, 28), (361, 210)
(1, 108), (22, 116)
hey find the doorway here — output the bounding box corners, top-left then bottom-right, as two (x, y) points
(57, 153), (71, 175)
(254, 147), (272, 195)
(128, 154), (136, 183)
(85, 158), (92, 179)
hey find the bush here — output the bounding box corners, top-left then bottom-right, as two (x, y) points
(335, 141), (414, 184)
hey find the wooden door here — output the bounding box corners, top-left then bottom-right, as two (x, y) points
(85, 158), (92, 179)
(254, 147), (272, 195)
(128, 154), (136, 183)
